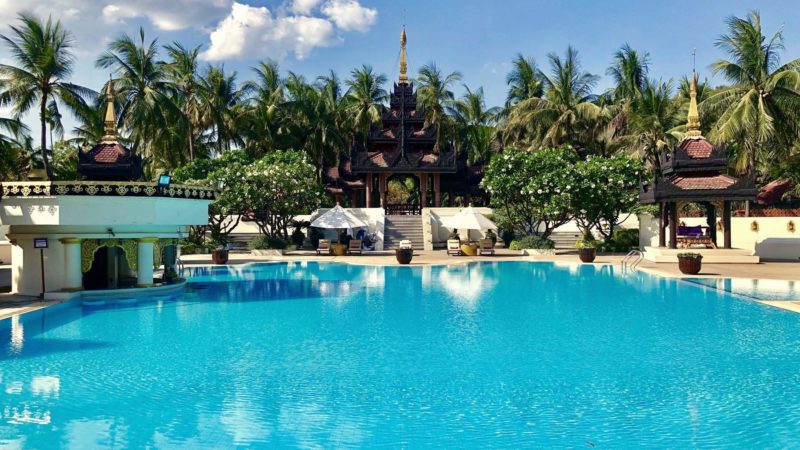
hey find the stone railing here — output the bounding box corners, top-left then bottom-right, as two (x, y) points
(0, 181), (216, 201)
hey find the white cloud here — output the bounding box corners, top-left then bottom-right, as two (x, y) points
(201, 0), (376, 61)
(101, 0), (231, 31)
(320, 0), (376, 32)
(290, 0), (324, 15)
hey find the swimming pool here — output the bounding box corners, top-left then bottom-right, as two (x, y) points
(2, 261), (799, 448)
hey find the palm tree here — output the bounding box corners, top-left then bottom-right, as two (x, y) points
(0, 116), (30, 180)
(450, 86), (500, 164)
(345, 65), (387, 143)
(241, 60), (285, 154)
(704, 11), (800, 175)
(502, 46), (602, 151)
(0, 13), (93, 179)
(96, 27), (180, 162)
(163, 42), (201, 161)
(615, 79), (682, 169)
(197, 65), (248, 155)
(606, 44), (650, 102)
(415, 63), (462, 151)
(505, 54), (543, 108)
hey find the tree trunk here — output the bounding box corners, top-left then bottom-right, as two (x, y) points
(39, 95), (52, 180)
(187, 121), (194, 162)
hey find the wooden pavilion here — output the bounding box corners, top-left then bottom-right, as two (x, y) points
(322, 27), (483, 213)
(639, 71), (757, 249)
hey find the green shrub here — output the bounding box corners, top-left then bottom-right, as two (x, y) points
(509, 235), (555, 250)
(309, 228), (324, 249)
(448, 230), (460, 240)
(677, 252), (702, 259)
(485, 229), (497, 243)
(597, 228), (640, 252)
(291, 228), (306, 247)
(249, 235), (289, 250)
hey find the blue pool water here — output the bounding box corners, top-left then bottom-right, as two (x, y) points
(2, 261), (800, 448)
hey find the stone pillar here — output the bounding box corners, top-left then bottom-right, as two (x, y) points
(365, 173), (373, 208)
(723, 201), (732, 249)
(418, 172), (428, 208)
(59, 237), (83, 291)
(433, 174), (441, 207)
(668, 202), (678, 249)
(136, 238), (157, 287)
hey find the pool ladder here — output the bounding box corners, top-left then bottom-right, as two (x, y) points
(621, 249), (644, 271)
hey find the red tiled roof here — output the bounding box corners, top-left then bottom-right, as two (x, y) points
(88, 143), (128, 164)
(678, 138), (714, 159)
(670, 173), (737, 190)
(757, 178), (795, 205)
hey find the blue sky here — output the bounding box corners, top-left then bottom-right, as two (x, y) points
(1, 0), (799, 137)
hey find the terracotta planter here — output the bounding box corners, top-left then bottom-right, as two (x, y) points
(578, 248), (596, 263)
(211, 249), (229, 265)
(330, 244), (348, 256)
(678, 255), (703, 275)
(395, 248), (413, 264)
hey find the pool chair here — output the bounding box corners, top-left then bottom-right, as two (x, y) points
(447, 239), (462, 256)
(399, 240), (413, 249)
(478, 239), (495, 256)
(348, 239), (363, 255)
(316, 239), (330, 255)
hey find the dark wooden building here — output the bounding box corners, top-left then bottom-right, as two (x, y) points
(323, 27), (482, 213)
(639, 72), (756, 248)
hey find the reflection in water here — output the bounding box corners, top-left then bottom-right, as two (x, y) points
(437, 264), (497, 312)
(9, 316), (23, 354)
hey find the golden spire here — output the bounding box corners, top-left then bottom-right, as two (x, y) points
(399, 26), (408, 84)
(101, 78), (118, 144)
(685, 71), (702, 138)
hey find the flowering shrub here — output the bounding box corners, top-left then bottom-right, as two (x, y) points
(482, 145), (578, 238)
(572, 153), (644, 239)
(243, 150), (323, 239)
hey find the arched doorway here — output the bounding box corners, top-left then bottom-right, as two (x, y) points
(385, 174), (420, 215)
(81, 239), (138, 290)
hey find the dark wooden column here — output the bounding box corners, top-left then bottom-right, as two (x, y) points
(668, 202), (678, 249)
(465, 192), (472, 207)
(705, 202), (717, 246)
(379, 174), (388, 208)
(658, 202), (666, 247)
(365, 173), (373, 208)
(418, 172), (428, 208)
(350, 190), (358, 208)
(723, 200), (732, 248)
(433, 174), (441, 207)
(447, 191), (454, 207)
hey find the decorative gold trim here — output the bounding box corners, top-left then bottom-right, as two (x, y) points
(751, 220), (759, 232)
(1, 181), (216, 200)
(136, 237), (159, 244)
(59, 237), (81, 244)
(788, 221), (795, 233)
(81, 239), (138, 273)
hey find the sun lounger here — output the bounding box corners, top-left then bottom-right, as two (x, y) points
(447, 239), (461, 256)
(398, 240), (413, 249)
(478, 238), (495, 256)
(316, 239), (330, 255)
(348, 239), (362, 255)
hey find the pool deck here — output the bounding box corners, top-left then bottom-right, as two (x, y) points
(2, 250), (800, 318)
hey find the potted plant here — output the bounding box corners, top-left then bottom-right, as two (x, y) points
(395, 243), (414, 264)
(500, 229), (515, 248)
(574, 235), (597, 263)
(211, 245), (229, 264)
(677, 252), (703, 275)
(485, 229), (498, 246)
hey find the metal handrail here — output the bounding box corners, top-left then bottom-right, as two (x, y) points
(622, 249), (644, 271)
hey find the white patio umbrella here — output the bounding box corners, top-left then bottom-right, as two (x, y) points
(441, 206), (497, 231)
(311, 204), (367, 229)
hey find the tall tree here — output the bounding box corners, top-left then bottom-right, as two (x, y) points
(606, 44), (650, 102)
(197, 65), (248, 155)
(451, 86), (500, 164)
(96, 27), (180, 163)
(704, 11), (800, 175)
(505, 54), (543, 108)
(163, 42), (201, 161)
(415, 63), (462, 152)
(241, 60), (285, 154)
(345, 65), (387, 143)
(0, 13), (92, 179)
(502, 46), (602, 152)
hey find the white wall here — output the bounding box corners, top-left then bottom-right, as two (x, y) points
(423, 207), (494, 250)
(639, 213), (800, 261)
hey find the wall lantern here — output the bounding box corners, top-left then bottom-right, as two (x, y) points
(750, 220), (759, 232)
(788, 221), (796, 233)
(716, 220), (723, 231)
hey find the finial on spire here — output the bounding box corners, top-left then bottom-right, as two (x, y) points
(685, 70), (702, 138)
(101, 76), (118, 144)
(399, 26), (408, 84)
